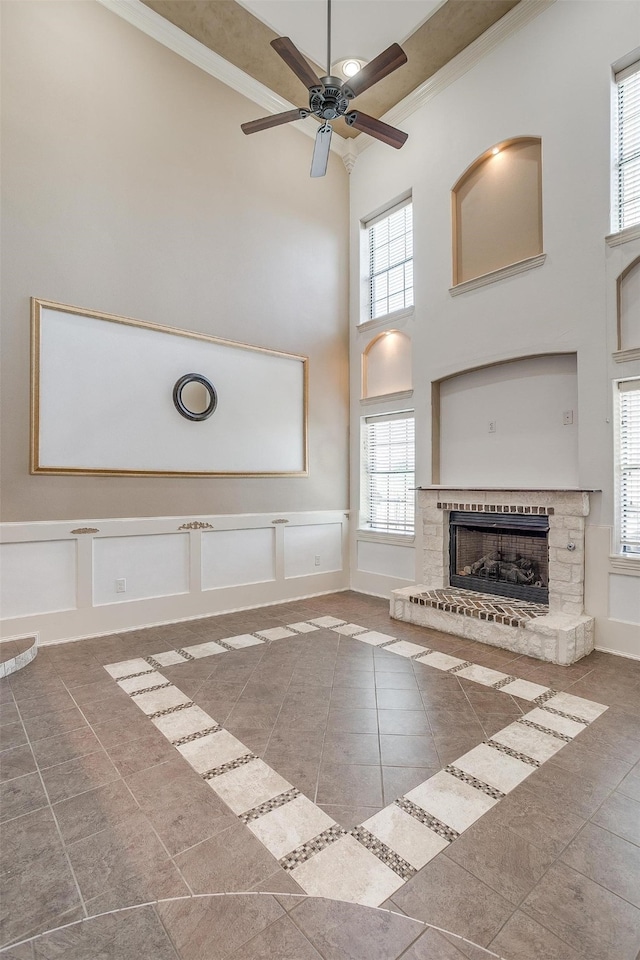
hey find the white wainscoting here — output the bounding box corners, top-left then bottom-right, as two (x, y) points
(350, 536), (416, 598)
(93, 533), (191, 605)
(284, 523), (343, 579)
(0, 540), (77, 619)
(202, 528), (276, 590)
(0, 512), (349, 644)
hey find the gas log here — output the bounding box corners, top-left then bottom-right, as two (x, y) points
(463, 552), (540, 586)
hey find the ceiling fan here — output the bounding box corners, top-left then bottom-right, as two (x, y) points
(241, 0), (409, 178)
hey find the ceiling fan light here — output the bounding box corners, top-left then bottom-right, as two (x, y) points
(340, 58), (364, 79)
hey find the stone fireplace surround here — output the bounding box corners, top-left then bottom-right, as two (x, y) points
(391, 488), (596, 665)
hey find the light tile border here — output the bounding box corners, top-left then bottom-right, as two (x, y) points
(103, 612), (608, 908)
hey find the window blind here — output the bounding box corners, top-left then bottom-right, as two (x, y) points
(619, 380), (640, 554)
(367, 202), (413, 320)
(364, 414), (415, 533)
(615, 61), (640, 232)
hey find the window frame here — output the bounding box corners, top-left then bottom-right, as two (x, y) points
(612, 58), (640, 234)
(362, 197), (414, 324)
(615, 377), (640, 557)
(360, 411), (416, 537)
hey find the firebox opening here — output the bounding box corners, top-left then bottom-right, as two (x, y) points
(449, 511), (549, 605)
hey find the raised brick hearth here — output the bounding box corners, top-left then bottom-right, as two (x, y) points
(391, 488), (595, 665)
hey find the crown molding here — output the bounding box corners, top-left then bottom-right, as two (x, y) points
(353, 0), (557, 155)
(96, 0), (348, 158)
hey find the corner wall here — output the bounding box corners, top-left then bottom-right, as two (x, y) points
(348, 0), (640, 659)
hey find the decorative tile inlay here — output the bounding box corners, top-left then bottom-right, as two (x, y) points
(534, 690), (558, 705)
(309, 617), (347, 628)
(447, 660), (474, 674)
(383, 640), (428, 657)
(454, 743), (535, 793)
(239, 787), (301, 823)
(255, 627), (296, 641)
(444, 765), (506, 800)
(484, 738), (541, 767)
(498, 678), (551, 701)
(144, 656), (164, 669)
(115, 669), (155, 682)
(541, 704), (596, 725)
(414, 651), (467, 671)
(148, 700), (195, 720)
(394, 798), (460, 843)
(361, 805), (449, 871)
(130, 681), (173, 697)
(279, 825), (348, 871)
(202, 753), (256, 780)
(517, 718), (572, 743)
(102, 607), (610, 912)
(105, 658), (155, 679)
(350, 825), (417, 880)
(543, 691), (608, 723)
(171, 724), (222, 746)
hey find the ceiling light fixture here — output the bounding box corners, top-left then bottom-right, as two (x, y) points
(339, 58), (365, 79)
(492, 146), (500, 155)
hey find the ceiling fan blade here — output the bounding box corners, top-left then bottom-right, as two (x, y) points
(345, 111), (408, 149)
(271, 37), (323, 92)
(241, 108), (308, 135)
(310, 124), (332, 178)
(343, 43), (407, 99)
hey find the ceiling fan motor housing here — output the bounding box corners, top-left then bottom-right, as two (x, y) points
(310, 77), (350, 120)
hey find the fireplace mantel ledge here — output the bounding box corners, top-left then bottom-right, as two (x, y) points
(417, 487), (601, 493)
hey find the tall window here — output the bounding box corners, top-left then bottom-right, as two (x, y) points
(366, 200), (413, 320)
(617, 379), (640, 555)
(614, 60), (640, 232)
(362, 414), (415, 534)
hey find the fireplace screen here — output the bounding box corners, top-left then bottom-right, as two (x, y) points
(449, 511), (549, 604)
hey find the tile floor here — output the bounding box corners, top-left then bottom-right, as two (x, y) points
(1, 592), (639, 959)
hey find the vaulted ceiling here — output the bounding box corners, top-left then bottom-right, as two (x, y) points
(140, 0), (521, 138)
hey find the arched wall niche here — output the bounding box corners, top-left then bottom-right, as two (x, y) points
(432, 353), (579, 488)
(617, 255), (640, 351)
(452, 137), (543, 286)
(362, 330), (412, 399)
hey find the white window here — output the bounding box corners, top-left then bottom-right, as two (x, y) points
(617, 379), (640, 555)
(362, 413), (415, 534)
(366, 200), (413, 320)
(613, 60), (640, 232)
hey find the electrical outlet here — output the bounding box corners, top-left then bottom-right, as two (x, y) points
(115, 578), (126, 593)
(562, 410), (574, 425)
(488, 420), (496, 433)
(314, 555), (321, 566)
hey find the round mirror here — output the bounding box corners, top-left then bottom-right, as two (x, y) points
(173, 374), (217, 421)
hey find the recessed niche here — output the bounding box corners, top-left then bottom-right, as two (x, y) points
(452, 137), (543, 286)
(434, 354), (578, 488)
(618, 256), (640, 351)
(362, 330), (411, 399)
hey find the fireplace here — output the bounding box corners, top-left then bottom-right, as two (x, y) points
(449, 511), (549, 605)
(391, 488), (596, 664)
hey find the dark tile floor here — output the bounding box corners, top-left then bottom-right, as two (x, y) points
(1, 592), (639, 959)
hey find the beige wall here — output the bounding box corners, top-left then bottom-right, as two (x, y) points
(0, 1), (349, 521)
